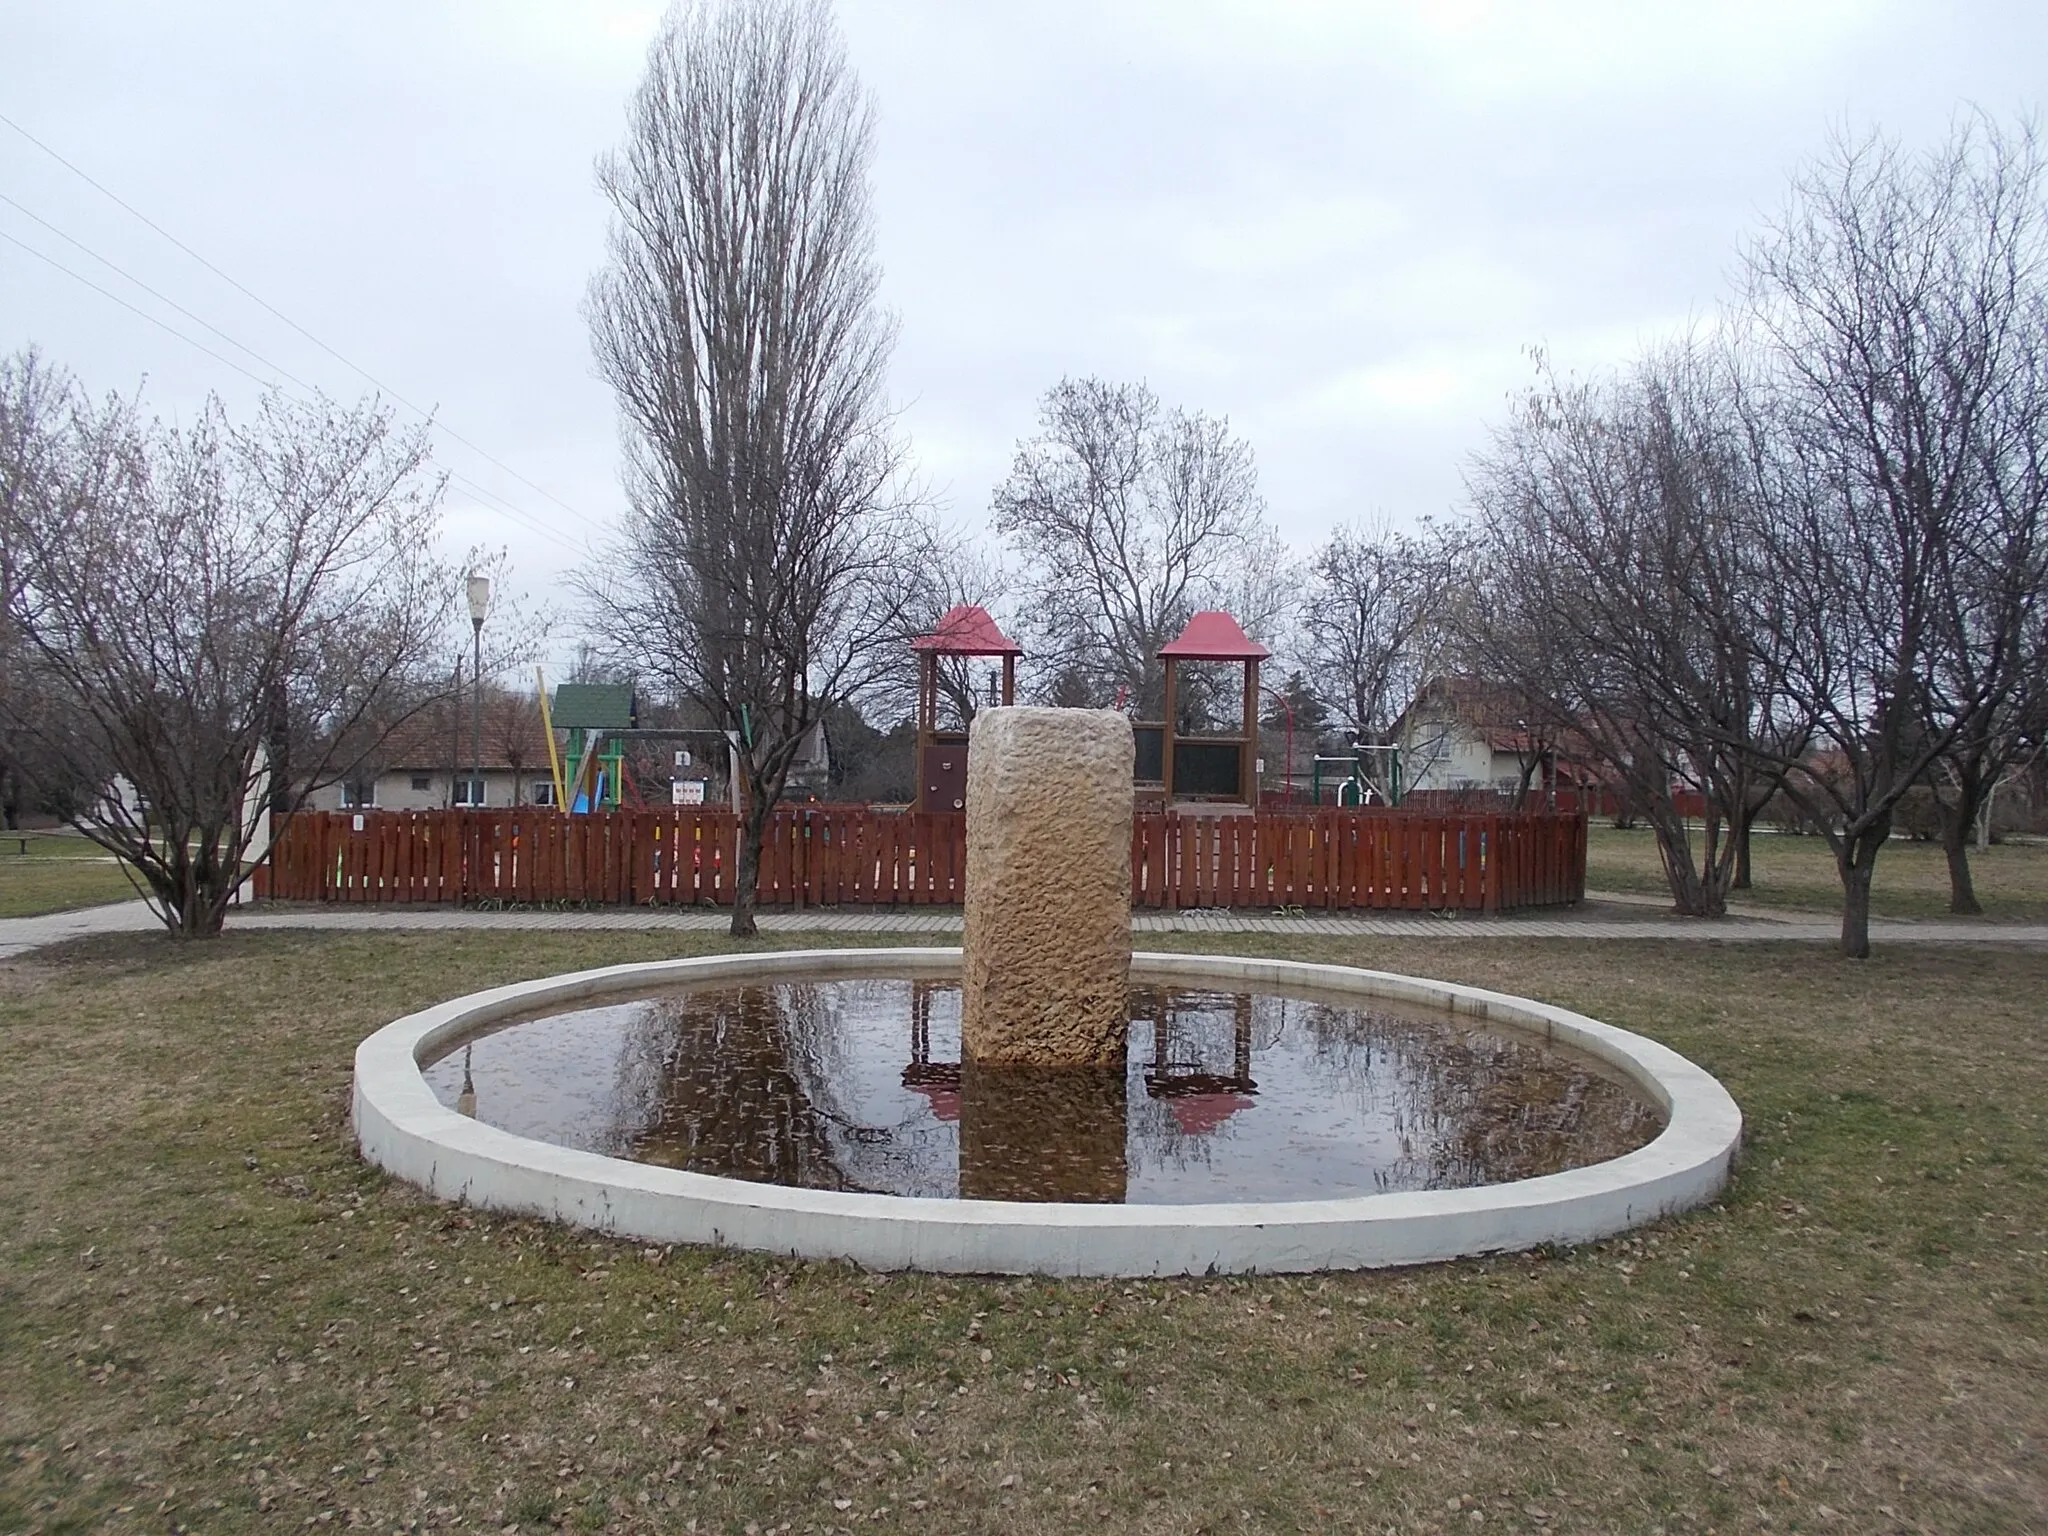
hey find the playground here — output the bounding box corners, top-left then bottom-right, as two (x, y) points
(492, 609), (1427, 821)
(265, 609), (1590, 920)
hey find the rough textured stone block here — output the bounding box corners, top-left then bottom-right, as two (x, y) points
(961, 706), (1134, 1067)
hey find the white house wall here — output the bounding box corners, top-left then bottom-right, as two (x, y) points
(304, 770), (559, 813)
(1401, 722), (1494, 792)
(1400, 721), (1533, 795)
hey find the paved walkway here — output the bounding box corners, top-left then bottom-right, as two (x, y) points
(4, 895), (2045, 959)
(0, 899), (164, 957)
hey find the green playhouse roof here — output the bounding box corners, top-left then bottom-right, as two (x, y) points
(549, 683), (636, 730)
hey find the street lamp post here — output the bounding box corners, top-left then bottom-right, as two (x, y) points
(466, 574), (491, 810)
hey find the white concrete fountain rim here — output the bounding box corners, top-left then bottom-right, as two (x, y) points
(352, 948), (1743, 1276)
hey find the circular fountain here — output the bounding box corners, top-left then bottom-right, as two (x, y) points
(353, 708), (1741, 1275)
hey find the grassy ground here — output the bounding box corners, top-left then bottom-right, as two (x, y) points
(0, 832), (139, 920)
(1584, 826), (2048, 922)
(1, 928), (2042, 1535)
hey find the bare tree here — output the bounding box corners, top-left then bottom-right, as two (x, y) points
(993, 377), (1289, 715)
(1918, 240), (2048, 909)
(485, 686), (547, 807)
(1732, 116), (2048, 955)
(1300, 517), (1469, 749)
(1924, 591), (2048, 911)
(584, 0), (926, 937)
(1466, 341), (1802, 916)
(867, 534), (1012, 732)
(0, 358), (459, 936)
(318, 545), (547, 811)
(0, 349), (70, 829)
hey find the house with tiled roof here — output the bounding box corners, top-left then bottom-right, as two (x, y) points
(1393, 677), (1547, 796)
(303, 692), (561, 811)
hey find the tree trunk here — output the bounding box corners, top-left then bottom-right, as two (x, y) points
(1651, 813), (1719, 916)
(730, 811), (763, 939)
(1833, 819), (1888, 960)
(1703, 811), (1729, 916)
(150, 865), (229, 939)
(1838, 861), (1873, 959)
(181, 896), (229, 938)
(1935, 770), (1985, 916)
(1733, 807), (1755, 891)
(186, 840), (230, 937)
(1941, 821), (1981, 915)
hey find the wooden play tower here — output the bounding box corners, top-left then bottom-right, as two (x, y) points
(1154, 609), (1270, 809)
(911, 604), (1022, 813)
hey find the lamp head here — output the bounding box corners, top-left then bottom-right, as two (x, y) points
(466, 573), (492, 626)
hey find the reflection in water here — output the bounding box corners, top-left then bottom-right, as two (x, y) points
(424, 979), (1663, 1205)
(958, 1061), (1128, 1203)
(620, 986), (851, 1189)
(1143, 990), (1258, 1137)
(901, 980), (960, 1123)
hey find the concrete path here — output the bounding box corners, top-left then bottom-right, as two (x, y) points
(0, 898), (163, 957)
(4, 896), (2046, 959)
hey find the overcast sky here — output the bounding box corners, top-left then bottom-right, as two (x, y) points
(4, 1), (2043, 656)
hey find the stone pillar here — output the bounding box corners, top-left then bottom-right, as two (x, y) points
(961, 706), (1134, 1067)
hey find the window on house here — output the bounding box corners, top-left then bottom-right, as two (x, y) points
(530, 781), (556, 807)
(454, 778), (486, 807)
(340, 779), (377, 808)
(410, 775), (432, 792)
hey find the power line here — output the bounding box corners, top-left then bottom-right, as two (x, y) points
(445, 471), (589, 556)
(0, 107), (597, 528)
(0, 217), (587, 556)
(0, 227), (282, 390)
(0, 190), (316, 390)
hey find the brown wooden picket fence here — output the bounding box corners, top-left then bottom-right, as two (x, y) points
(257, 805), (1585, 913)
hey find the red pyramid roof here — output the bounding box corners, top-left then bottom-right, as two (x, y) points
(910, 604), (1023, 656)
(1168, 1092), (1255, 1135)
(1158, 610), (1271, 661)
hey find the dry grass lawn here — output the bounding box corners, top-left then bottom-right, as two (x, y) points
(0, 833), (139, 920)
(1, 928), (2043, 1534)
(1584, 826), (2048, 922)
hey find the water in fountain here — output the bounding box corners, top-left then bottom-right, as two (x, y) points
(420, 975), (1663, 1204)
